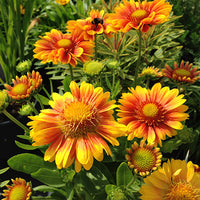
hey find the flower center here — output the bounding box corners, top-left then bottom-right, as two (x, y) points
(63, 101), (99, 137)
(11, 83), (28, 95)
(57, 39), (72, 49)
(164, 181), (199, 200)
(142, 103), (158, 117)
(132, 9), (148, 21)
(9, 185), (28, 200)
(132, 148), (155, 172)
(174, 69), (191, 77)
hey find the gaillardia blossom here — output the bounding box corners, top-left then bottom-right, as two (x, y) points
(139, 159), (200, 200)
(2, 178), (32, 200)
(107, 0), (172, 33)
(125, 140), (162, 176)
(27, 70), (43, 90)
(33, 29), (94, 67)
(162, 60), (200, 83)
(55, 0), (70, 5)
(67, 9), (113, 41)
(139, 66), (162, 78)
(4, 76), (33, 100)
(117, 83), (189, 145)
(28, 81), (125, 172)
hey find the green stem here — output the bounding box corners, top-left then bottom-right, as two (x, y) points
(127, 172), (137, 188)
(2, 109), (30, 133)
(42, 86), (51, 100)
(69, 64), (74, 81)
(27, 100), (39, 115)
(134, 30), (142, 87)
(35, 93), (44, 110)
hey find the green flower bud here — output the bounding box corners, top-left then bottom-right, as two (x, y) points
(0, 90), (9, 112)
(18, 102), (34, 116)
(16, 60), (32, 74)
(106, 59), (120, 70)
(83, 60), (104, 76)
(108, 187), (127, 200)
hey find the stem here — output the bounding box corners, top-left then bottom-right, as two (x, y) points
(69, 64), (74, 81)
(134, 30), (142, 87)
(35, 93), (44, 110)
(27, 100), (39, 115)
(127, 172), (137, 188)
(2, 110), (30, 133)
(42, 86), (51, 100)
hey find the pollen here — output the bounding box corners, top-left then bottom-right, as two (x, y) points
(57, 39), (73, 49)
(174, 69), (191, 76)
(132, 9), (148, 21)
(142, 103), (158, 117)
(164, 181), (199, 200)
(11, 83), (28, 96)
(63, 101), (99, 137)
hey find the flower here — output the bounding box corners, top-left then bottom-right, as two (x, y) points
(162, 60), (200, 83)
(33, 29), (94, 67)
(27, 70), (43, 90)
(0, 90), (9, 112)
(4, 76), (33, 100)
(107, 0), (172, 33)
(2, 178), (32, 200)
(139, 159), (200, 200)
(67, 9), (113, 41)
(28, 81), (125, 172)
(83, 60), (104, 76)
(125, 140), (162, 176)
(16, 60), (32, 74)
(139, 66), (162, 78)
(117, 83), (189, 146)
(55, 0), (70, 5)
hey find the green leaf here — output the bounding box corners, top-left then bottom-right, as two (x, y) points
(116, 162), (133, 187)
(0, 180), (10, 188)
(7, 153), (56, 174)
(0, 167), (9, 175)
(34, 94), (50, 105)
(33, 185), (67, 197)
(63, 75), (71, 92)
(15, 140), (39, 150)
(31, 168), (65, 187)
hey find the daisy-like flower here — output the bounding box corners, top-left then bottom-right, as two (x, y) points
(67, 9), (113, 41)
(139, 159), (200, 200)
(2, 178), (32, 200)
(107, 0), (172, 33)
(33, 29), (94, 67)
(125, 140), (162, 176)
(162, 60), (200, 83)
(55, 0), (70, 5)
(117, 83), (189, 146)
(28, 81), (125, 172)
(27, 70), (43, 90)
(139, 66), (162, 78)
(4, 76), (33, 100)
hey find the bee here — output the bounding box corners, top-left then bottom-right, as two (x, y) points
(91, 18), (103, 28)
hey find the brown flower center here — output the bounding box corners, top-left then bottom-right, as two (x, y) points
(11, 83), (28, 95)
(57, 39), (73, 49)
(9, 185), (29, 200)
(174, 69), (191, 77)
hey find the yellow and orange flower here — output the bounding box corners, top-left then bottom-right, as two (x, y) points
(139, 159), (200, 200)
(125, 140), (162, 176)
(55, 0), (70, 5)
(67, 9), (113, 41)
(139, 66), (162, 78)
(33, 29), (94, 67)
(2, 178), (32, 200)
(28, 81), (125, 172)
(107, 0), (172, 33)
(4, 76), (33, 100)
(162, 60), (200, 83)
(117, 83), (189, 146)
(27, 70), (43, 90)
